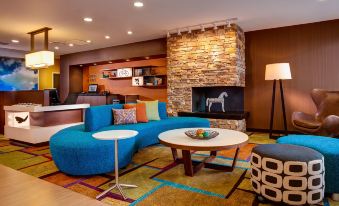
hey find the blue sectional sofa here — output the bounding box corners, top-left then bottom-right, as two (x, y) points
(50, 103), (210, 175)
(277, 135), (339, 194)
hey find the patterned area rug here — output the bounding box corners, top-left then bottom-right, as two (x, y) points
(0, 133), (336, 206)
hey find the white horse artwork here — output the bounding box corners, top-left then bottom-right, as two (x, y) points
(206, 92), (228, 112)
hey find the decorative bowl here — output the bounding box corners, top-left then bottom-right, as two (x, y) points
(184, 129), (219, 140)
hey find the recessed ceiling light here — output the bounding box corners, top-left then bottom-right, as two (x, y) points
(86, 40), (91, 43)
(93, 63), (97, 66)
(79, 64), (83, 67)
(134, 1), (144, 7)
(127, 31), (133, 35)
(145, 56), (150, 60)
(105, 35), (110, 39)
(83, 17), (93, 22)
(69, 43), (74, 47)
(126, 59), (130, 62)
(54, 46), (59, 50)
(108, 61), (113, 64)
(11, 39), (19, 43)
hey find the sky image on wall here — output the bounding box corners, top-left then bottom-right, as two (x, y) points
(0, 57), (38, 91)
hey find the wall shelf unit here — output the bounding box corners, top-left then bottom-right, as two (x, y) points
(100, 65), (167, 88)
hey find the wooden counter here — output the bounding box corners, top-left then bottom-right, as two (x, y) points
(0, 165), (105, 206)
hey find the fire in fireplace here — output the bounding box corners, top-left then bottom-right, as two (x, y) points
(192, 86), (244, 113)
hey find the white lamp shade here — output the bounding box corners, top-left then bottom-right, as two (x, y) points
(25, 51), (54, 69)
(265, 63), (292, 80)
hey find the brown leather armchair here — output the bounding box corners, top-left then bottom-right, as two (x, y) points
(292, 89), (339, 137)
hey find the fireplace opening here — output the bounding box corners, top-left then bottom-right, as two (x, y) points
(178, 86), (248, 120)
(192, 86), (244, 113)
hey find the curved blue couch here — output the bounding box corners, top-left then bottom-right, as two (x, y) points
(277, 135), (339, 194)
(50, 103), (210, 175)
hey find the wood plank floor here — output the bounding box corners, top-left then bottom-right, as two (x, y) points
(0, 164), (106, 206)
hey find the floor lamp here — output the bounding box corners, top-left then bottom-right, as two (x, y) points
(265, 63), (292, 138)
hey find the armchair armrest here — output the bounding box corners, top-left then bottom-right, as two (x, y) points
(292, 112), (321, 130)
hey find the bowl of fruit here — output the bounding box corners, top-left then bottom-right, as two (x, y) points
(184, 129), (219, 140)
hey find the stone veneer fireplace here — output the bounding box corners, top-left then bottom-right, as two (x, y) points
(167, 25), (247, 131)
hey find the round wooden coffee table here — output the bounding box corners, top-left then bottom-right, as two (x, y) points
(158, 128), (248, 177)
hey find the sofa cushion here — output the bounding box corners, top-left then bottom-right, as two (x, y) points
(137, 100), (160, 120)
(124, 103), (148, 123)
(85, 104), (123, 132)
(112, 108), (137, 125)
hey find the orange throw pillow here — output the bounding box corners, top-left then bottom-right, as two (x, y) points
(124, 103), (148, 123)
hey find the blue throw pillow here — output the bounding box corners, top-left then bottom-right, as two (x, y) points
(85, 104), (124, 132)
(158, 102), (168, 119)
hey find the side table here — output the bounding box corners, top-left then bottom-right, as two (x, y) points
(92, 130), (138, 200)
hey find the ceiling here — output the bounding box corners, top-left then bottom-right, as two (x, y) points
(0, 0), (338, 55)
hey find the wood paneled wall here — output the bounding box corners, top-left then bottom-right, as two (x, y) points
(245, 19), (339, 131)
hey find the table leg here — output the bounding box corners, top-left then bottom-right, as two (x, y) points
(173, 147), (241, 177)
(210, 151), (217, 157)
(231, 147), (240, 169)
(171, 148), (179, 162)
(182, 150), (194, 177)
(96, 139), (137, 200)
(96, 184), (116, 199)
(115, 139), (119, 185)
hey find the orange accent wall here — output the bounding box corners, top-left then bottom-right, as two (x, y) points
(83, 58), (167, 102)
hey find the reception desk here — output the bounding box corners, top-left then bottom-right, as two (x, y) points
(4, 104), (89, 144)
(76, 93), (108, 106)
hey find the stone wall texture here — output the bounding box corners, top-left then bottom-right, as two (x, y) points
(167, 25), (246, 131)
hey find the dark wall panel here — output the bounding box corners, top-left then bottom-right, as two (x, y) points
(69, 66), (83, 93)
(245, 19), (339, 130)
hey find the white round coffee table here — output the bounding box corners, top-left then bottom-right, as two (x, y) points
(158, 128), (248, 177)
(92, 130), (138, 200)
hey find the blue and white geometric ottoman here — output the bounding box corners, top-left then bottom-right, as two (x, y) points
(251, 144), (325, 205)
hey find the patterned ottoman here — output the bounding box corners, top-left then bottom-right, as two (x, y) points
(251, 144), (325, 205)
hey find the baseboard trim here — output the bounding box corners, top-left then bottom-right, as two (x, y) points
(246, 128), (299, 134)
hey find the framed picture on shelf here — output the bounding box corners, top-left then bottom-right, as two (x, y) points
(132, 77), (144, 86)
(117, 68), (132, 77)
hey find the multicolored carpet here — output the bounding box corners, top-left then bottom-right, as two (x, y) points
(0, 133), (337, 206)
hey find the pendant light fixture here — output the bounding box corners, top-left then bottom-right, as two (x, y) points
(25, 27), (54, 69)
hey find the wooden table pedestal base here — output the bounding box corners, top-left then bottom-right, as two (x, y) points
(171, 148), (240, 177)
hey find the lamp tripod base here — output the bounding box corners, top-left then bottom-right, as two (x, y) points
(269, 79), (288, 139)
